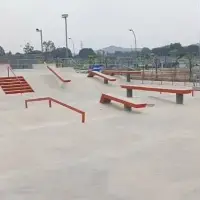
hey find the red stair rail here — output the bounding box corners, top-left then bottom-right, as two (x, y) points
(25, 97), (85, 123)
(47, 66), (71, 83)
(7, 64), (23, 94)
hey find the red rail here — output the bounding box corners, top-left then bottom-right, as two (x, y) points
(103, 70), (141, 75)
(121, 85), (193, 95)
(47, 66), (71, 83)
(25, 97), (51, 108)
(25, 97), (85, 123)
(88, 71), (116, 81)
(7, 64), (23, 95)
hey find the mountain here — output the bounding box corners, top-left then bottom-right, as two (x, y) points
(99, 45), (141, 54)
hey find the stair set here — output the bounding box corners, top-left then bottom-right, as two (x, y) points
(0, 76), (34, 94)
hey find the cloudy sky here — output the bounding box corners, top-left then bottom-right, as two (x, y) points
(0, 0), (199, 53)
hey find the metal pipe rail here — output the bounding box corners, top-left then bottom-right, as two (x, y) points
(25, 97), (85, 123)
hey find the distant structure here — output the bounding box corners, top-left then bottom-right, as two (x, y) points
(80, 41), (83, 50)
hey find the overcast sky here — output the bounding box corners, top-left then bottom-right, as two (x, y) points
(0, 0), (199, 53)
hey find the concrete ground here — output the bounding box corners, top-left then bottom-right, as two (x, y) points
(0, 65), (200, 200)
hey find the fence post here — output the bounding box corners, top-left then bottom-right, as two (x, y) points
(82, 112), (85, 123)
(192, 90), (194, 97)
(25, 101), (28, 108)
(142, 71), (144, 84)
(49, 98), (52, 108)
(7, 67), (9, 77)
(184, 75), (186, 86)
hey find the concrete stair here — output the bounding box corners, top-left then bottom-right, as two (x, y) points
(0, 76), (34, 94)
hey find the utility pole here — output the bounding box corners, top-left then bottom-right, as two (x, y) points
(129, 29), (137, 67)
(80, 41), (83, 49)
(62, 14), (69, 59)
(36, 28), (43, 52)
(69, 37), (75, 56)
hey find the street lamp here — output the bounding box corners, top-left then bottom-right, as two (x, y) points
(69, 37), (75, 56)
(36, 28), (43, 52)
(129, 29), (137, 67)
(62, 14), (69, 59)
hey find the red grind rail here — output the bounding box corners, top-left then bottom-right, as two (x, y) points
(103, 70), (141, 75)
(88, 71), (116, 81)
(121, 85), (194, 96)
(25, 97), (85, 123)
(47, 66), (71, 83)
(7, 64), (23, 94)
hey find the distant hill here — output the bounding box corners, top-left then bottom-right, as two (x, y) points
(99, 45), (141, 54)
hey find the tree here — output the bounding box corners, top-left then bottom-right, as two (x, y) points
(52, 47), (72, 58)
(23, 43), (34, 54)
(152, 43), (185, 57)
(141, 47), (151, 55)
(141, 47), (151, 60)
(30, 50), (42, 54)
(183, 49), (196, 81)
(184, 45), (199, 56)
(169, 43), (183, 51)
(0, 46), (5, 56)
(153, 56), (160, 78)
(43, 40), (56, 52)
(88, 55), (95, 65)
(79, 48), (96, 59)
(168, 49), (183, 77)
(152, 46), (169, 56)
(6, 51), (12, 56)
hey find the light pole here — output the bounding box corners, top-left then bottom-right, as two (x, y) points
(62, 14), (69, 59)
(129, 29), (137, 67)
(69, 37), (75, 56)
(36, 28), (43, 52)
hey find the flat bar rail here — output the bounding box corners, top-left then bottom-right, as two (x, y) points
(25, 97), (85, 123)
(25, 97), (51, 108)
(121, 85), (193, 95)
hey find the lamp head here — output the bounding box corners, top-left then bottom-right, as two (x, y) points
(62, 14), (68, 18)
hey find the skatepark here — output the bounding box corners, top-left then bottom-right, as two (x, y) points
(0, 63), (200, 199)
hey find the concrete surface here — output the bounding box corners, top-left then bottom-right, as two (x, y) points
(0, 64), (200, 200)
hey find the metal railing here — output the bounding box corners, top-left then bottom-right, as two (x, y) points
(7, 64), (23, 95)
(47, 66), (71, 83)
(25, 97), (85, 123)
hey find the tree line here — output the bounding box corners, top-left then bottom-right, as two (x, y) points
(150, 43), (199, 58)
(111, 43), (199, 59)
(0, 42), (199, 60)
(0, 41), (96, 59)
